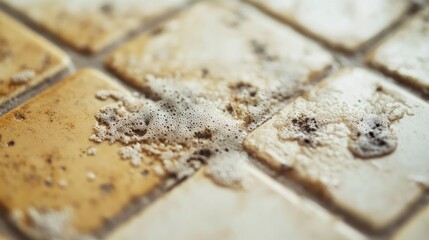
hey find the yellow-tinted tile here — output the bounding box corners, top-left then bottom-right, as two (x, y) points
(0, 11), (70, 106)
(394, 205), (429, 240)
(108, 165), (364, 240)
(368, 6), (429, 93)
(106, 0), (333, 128)
(1, 0), (188, 53)
(248, 0), (411, 51)
(244, 68), (429, 229)
(0, 69), (167, 239)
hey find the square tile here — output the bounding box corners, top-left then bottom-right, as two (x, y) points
(0, 11), (70, 106)
(248, 0), (411, 51)
(368, 6), (429, 93)
(0, 69), (171, 239)
(1, 0), (188, 52)
(108, 164), (364, 240)
(244, 68), (429, 229)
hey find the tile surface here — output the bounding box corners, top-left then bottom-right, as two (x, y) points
(106, 0), (333, 127)
(0, 11), (70, 106)
(108, 165), (364, 240)
(394, 204), (429, 240)
(1, 0), (187, 52)
(248, 0), (410, 51)
(244, 68), (429, 229)
(0, 69), (167, 239)
(368, 6), (429, 93)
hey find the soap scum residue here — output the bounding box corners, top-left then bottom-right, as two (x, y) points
(276, 84), (412, 158)
(10, 69), (35, 84)
(91, 76), (250, 188)
(11, 208), (94, 240)
(273, 83), (413, 187)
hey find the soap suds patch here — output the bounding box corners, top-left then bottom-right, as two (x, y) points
(11, 208), (93, 240)
(86, 147), (97, 156)
(348, 114), (397, 158)
(119, 143), (143, 167)
(86, 172), (96, 181)
(275, 84), (412, 160)
(91, 77), (249, 187)
(10, 69), (35, 84)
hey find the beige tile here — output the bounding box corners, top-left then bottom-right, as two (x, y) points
(394, 205), (429, 240)
(368, 6), (429, 93)
(1, 0), (188, 53)
(244, 68), (429, 229)
(0, 69), (168, 239)
(106, 0), (333, 128)
(0, 11), (70, 106)
(248, 0), (411, 51)
(108, 164), (364, 240)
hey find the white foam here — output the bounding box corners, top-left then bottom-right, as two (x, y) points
(11, 208), (94, 240)
(275, 83), (412, 160)
(91, 76), (249, 187)
(10, 69), (35, 84)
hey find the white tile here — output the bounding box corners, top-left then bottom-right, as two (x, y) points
(108, 165), (364, 240)
(368, 6), (429, 93)
(248, 0), (410, 51)
(245, 68), (429, 228)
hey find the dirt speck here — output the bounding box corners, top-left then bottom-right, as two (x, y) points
(14, 112), (26, 121)
(7, 140), (15, 147)
(100, 183), (114, 193)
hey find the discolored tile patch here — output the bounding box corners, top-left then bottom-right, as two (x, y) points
(244, 68), (429, 229)
(0, 11), (70, 106)
(1, 0), (188, 53)
(0, 69), (173, 239)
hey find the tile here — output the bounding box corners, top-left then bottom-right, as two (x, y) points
(394, 205), (429, 240)
(368, 6), (429, 93)
(248, 0), (411, 51)
(108, 164), (364, 240)
(1, 0), (188, 53)
(244, 68), (429, 229)
(106, 0), (333, 128)
(0, 11), (70, 106)
(0, 69), (169, 239)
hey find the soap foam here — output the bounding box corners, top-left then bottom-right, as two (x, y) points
(275, 83), (412, 160)
(11, 208), (93, 240)
(91, 76), (249, 187)
(348, 114), (398, 158)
